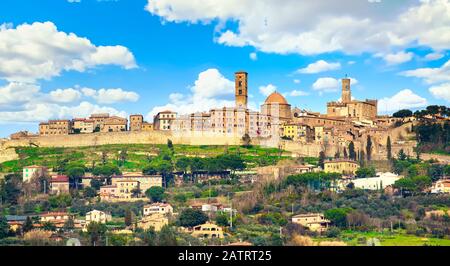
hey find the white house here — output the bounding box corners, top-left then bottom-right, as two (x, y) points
(22, 165), (45, 183)
(143, 203), (173, 216)
(86, 210), (112, 225)
(351, 172), (402, 190)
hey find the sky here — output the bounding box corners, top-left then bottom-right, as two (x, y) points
(0, 0), (449, 137)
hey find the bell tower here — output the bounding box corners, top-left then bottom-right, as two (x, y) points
(342, 77), (352, 103)
(235, 71), (248, 109)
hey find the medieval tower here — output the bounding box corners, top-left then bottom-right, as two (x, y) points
(235, 71), (248, 108)
(342, 77), (352, 103)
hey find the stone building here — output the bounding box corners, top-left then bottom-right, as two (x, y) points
(327, 78), (378, 121)
(324, 159), (359, 176)
(154, 110), (178, 130)
(142, 122), (154, 131)
(89, 113), (110, 130)
(39, 120), (72, 136)
(129, 114), (144, 131)
(101, 116), (128, 132)
(172, 71), (275, 139)
(23, 165), (46, 183)
(282, 122), (314, 142)
(72, 118), (95, 134)
(49, 175), (70, 195)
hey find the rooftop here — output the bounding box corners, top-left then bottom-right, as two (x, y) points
(264, 92), (288, 105)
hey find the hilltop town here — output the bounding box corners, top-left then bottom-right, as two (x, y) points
(0, 71), (449, 246)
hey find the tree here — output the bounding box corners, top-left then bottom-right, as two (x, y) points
(0, 215), (10, 239)
(42, 221), (56, 232)
(83, 187), (98, 198)
(177, 208), (208, 228)
(67, 166), (86, 189)
(242, 134), (252, 148)
(324, 208), (351, 228)
(215, 213), (230, 227)
(167, 139), (174, 151)
(398, 149), (407, 160)
(176, 157), (191, 174)
(355, 167), (376, 178)
(386, 136), (392, 161)
(90, 178), (103, 190)
(318, 151), (326, 169)
(393, 109), (413, 118)
(86, 222), (107, 246)
(158, 225), (177, 246)
(348, 142), (356, 161)
(343, 147), (348, 159)
(119, 149), (128, 167)
(428, 164), (445, 182)
(141, 228), (157, 246)
(101, 151), (108, 165)
(63, 217), (75, 231)
(23, 216), (34, 233)
(359, 151), (365, 167)
(366, 135), (372, 161)
(145, 187), (165, 202)
(124, 209), (133, 227)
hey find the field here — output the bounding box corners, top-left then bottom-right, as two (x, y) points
(316, 230), (450, 246)
(0, 144), (292, 173)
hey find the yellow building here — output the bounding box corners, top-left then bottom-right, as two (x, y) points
(324, 159), (359, 175)
(115, 180), (140, 199)
(282, 123), (313, 142)
(111, 175), (162, 194)
(39, 120), (72, 136)
(191, 222), (225, 239)
(136, 213), (169, 231)
(292, 213), (330, 232)
(142, 122), (154, 131)
(143, 203), (173, 216)
(101, 116), (128, 132)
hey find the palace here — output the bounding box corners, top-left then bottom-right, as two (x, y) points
(326, 78), (378, 121)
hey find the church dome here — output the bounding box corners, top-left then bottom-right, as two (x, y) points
(265, 92), (288, 105)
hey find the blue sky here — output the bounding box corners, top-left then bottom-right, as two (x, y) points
(0, 0), (449, 137)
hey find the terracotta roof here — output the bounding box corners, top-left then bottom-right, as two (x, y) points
(265, 92), (288, 105)
(50, 175), (69, 183)
(40, 212), (69, 217)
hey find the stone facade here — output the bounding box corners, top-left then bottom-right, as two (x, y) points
(39, 120), (72, 136)
(129, 114), (144, 131)
(154, 111), (177, 130)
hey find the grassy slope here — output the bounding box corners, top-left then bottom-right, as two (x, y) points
(0, 144), (291, 173)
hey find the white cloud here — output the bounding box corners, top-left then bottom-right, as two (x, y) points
(49, 88), (82, 103)
(81, 88), (140, 104)
(146, 68), (247, 121)
(259, 84), (277, 96)
(312, 77), (358, 94)
(375, 51), (414, 65)
(378, 89), (428, 113)
(0, 21), (136, 82)
(312, 78), (340, 93)
(249, 52), (258, 61)
(288, 90), (309, 97)
(293, 79), (301, 84)
(0, 82), (40, 107)
(429, 83), (450, 102)
(424, 52), (444, 61)
(297, 60), (341, 74)
(401, 59), (450, 84)
(0, 82), (127, 123)
(146, 0), (450, 56)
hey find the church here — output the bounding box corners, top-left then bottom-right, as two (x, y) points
(326, 78), (378, 121)
(172, 71), (292, 139)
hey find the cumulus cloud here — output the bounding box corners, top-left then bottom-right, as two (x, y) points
(49, 88), (82, 103)
(312, 77), (358, 94)
(259, 84), (277, 97)
(429, 83), (450, 102)
(81, 87), (140, 104)
(424, 52), (444, 61)
(375, 51), (414, 65)
(378, 89), (428, 113)
(145, 0), (450, 56)
(0, 82), (128, 123)
(297, 60), (341, 74)
(288, 90), (309, 97)
(401, 60), (450, 84)
(146, 68), (250, 121)
(0, 21), (136, 82)
(249, 52), (258, 61)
